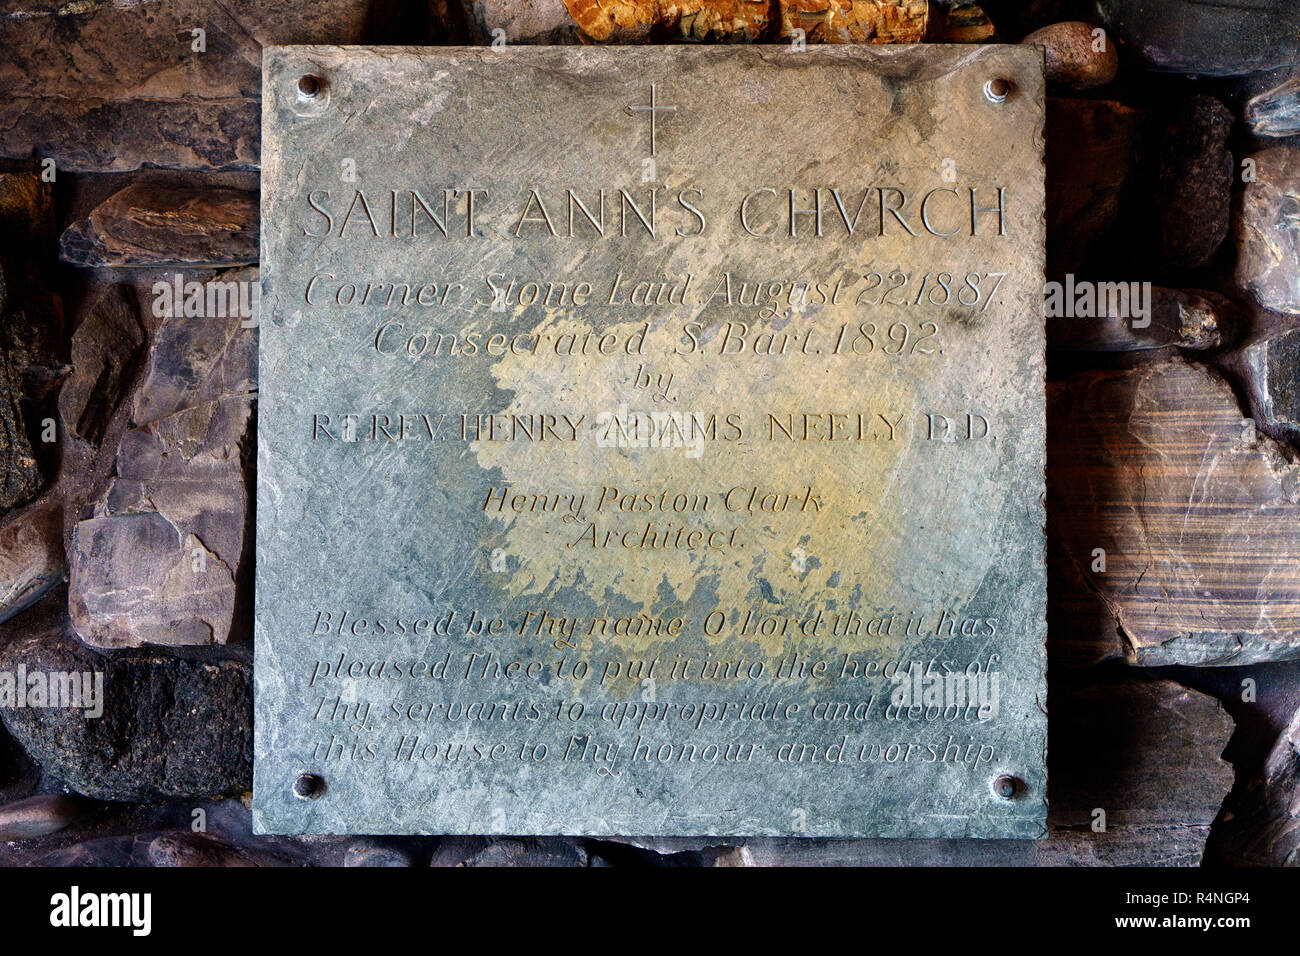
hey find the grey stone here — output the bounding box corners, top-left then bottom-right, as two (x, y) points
(1237, 328), (1300, 439)
(59, 183), (258, 269)
(0, 616), (252, 802)
(1235, 147), (1300, 316)
(255, 46), (1047, 838)
(1097, 0), (1300, 76)
(0, 499), (65, 624)
(343, 838), (418, 867)
(1246, 74), (1300, 138)
(430, 837), (588, 867)
(1048, 286), (1236, 352)
(57, 284), (144, 446)
(1209, 704), (1300, 866)
(147, 832), (296, 867)
(0, 794), (84, 840)
(1156, 96), (1233, 269)
(69, 303), (255, 649)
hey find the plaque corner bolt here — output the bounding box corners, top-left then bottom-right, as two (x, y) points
(991, 774), (1024, 800)
(293, 771), (326, 801)
(984, 78), (1012, 105)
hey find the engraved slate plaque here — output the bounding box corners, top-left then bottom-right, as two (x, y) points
(255, 45), (1046, 837)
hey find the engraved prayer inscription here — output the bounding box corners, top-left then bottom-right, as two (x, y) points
(255, 46), (1046, 837)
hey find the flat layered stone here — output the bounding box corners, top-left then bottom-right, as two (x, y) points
(1235, 148), (1300, 316)
(68, 304), (255, 649)
(1047, 286), (1235, 352)
(1097, 0), (1300, 76)
(0, 0), (374, 172)
(0, 499), (65, 625)
(1050, 359), (1300, 665)
(57, 284), (145, 446)
(59, 183), (258, 269)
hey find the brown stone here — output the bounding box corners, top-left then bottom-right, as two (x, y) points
(1050, 359), (1300, 665)
(1046, 98), (1145, 275)
(777, 0), (933, 43)
(1155, 96), (1233, 269)
(0, 172), (53, 247)
(0, 499), (65, 625)
(57, 284), (144, 446)
(1023, 21), (1118, 89)
(1235, 147), (1300, 316)
(60, 183), (258, 269)
(0, 268), (43, 515)
(939, 3), (995, 43)
(0, 0), (374, 172)
(565, 0), (774, 42)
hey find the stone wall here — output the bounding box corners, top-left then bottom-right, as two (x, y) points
(0, 0), (1297, 866)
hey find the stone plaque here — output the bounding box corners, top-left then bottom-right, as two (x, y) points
(255, 45), (1046, 837)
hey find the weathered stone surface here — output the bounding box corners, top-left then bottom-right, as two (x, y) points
(343, 839), (418, 867)
(0, 0), (374, 172)
(1097, 0), (1300, 76)
(0, 618), (252, 802)
(256, 46), (1047, 838)
(566, 0), (774, 42)
(0, 794), (84, 840)
(1047, 286), (1235, 352)
(774, 0), (934, 43)
(1236, 328), (1300, 440)
(0, 499), (65, 625)
(1049, 679), (1234, 827)
(148, 832), (294, 867)
(1022, 21), (1117, 89)
(1209, 705), (1300, 866)
(1247, 74), (1300, 138)
(57, 284), (144, 446)
(1156, 96), (1232, 269)
(59, 183), (258, 269)
(132, 268), (258, 426)
(430, 837), (589, 867)
(1050, 359), (1300, 665)
(0, 171), (52, 246)
(0, 269), (43, 514)
(69, 303), (255, 649)
(1046, 98), (1144, 275)
(938, 2), (994, 43)
(1235, 148), (1300, 316)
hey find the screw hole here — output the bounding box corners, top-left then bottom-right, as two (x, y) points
(984, 78), (1011, 104)
(297, 74), (323, 100)
(293, 772), (325, 800)
(992, 774), (1023, 799)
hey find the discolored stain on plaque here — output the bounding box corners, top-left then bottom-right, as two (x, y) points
(255, 45), (1046, 837)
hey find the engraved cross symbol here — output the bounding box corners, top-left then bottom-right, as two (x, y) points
(626, 83), (676, 158)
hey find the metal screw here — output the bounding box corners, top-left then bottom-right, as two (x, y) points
(297, 74), (322, 100)
(292, 772), (325, 800)
(984, 78), (1011, 104)
(992, 774), (1021, 799)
